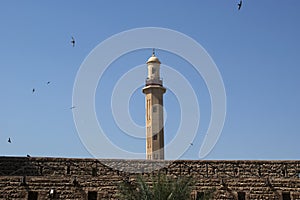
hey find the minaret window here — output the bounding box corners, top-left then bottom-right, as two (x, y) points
(153, 135), (157, 140)
(152, 67), (156, 75)
(147, 99), (151, 121)
(147, 139), (151, 148)
(153, 105), (157, 112)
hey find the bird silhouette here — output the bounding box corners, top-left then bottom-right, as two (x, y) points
(70, 106), (76, 109)
(26, 154), (31, 158)
(8, 138), (11, 143)
(71, 36), (75, 47)
(47, 81), (51, 85)
(32, 88), (35, 93)
(238, 0), (242, 10)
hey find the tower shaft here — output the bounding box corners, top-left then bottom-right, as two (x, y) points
(142, 52), (166, 160)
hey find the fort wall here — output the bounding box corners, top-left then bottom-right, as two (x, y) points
(0, 157), (299, 199)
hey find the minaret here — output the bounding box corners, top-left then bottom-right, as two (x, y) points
(142, 50), (166, 160)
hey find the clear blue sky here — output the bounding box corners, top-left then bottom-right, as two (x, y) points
(0, 0), (299, 160)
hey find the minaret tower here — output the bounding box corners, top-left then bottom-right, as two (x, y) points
(142, 50), (166, 160)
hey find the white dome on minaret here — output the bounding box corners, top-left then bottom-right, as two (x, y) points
(146, 54), (161, 64)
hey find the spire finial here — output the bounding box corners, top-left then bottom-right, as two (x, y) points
(152, 48), (155, 56)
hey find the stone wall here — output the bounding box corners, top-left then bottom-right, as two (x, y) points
(0, 157), (299, 199)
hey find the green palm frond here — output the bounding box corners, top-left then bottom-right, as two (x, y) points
(117, 172), (213, 200)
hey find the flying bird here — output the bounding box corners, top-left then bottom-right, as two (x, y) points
(8, 138), (11, 143)
(32, 88), (35, 93)
(70, 106), (76, 109)
(47, 81), (51, 85)
(71, 36), (75, 47)
(238, 0), (242, 10)
(26, 154), (31, 158)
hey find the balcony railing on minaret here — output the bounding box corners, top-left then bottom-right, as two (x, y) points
(145, 78), (163, 86)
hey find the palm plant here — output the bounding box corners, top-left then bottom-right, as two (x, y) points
(118, 173), (210, 200)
